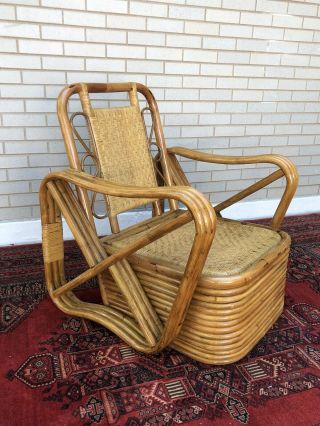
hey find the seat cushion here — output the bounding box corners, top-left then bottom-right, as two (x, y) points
(130, 218), (282, 277)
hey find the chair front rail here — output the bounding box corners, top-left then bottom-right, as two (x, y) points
(168, 147), (298, 230)
(40, 169), (217, 352)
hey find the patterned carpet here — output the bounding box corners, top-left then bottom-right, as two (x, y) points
(0, 214), (319, 426)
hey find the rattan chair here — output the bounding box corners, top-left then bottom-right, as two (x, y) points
(40, 82), (298, 364)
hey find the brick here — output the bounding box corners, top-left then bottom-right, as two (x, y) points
(148, 47), (182, 61)
(147, 75), (182, 88)
(17, 6), (62, 23)
(218, 51), (250, 64)
(187, 0), (220, 5)
(256, 0), (288, 14)
(0, 100), (24, 112)
(86, 58), (125, 72)
(147, 17), (183, 33)
(272, 14), (303, 29)
(165, 88), (198, 101)
(166, 62), (198, 75)
(129, 60), (163, 74)
(220, 24), (252, 38)
(0, 21), (40, 38)
(183, 76), (216, 88)
(9, 167), (49, 180)
(2, 113), (45, 126)
(64, 10), (105, 27)
(253, 27), (284, 40)
(288, 2), (317, 17)
(1, 0), (38, 4)
(248, 78), (278, 89)
(234, 65), (265, 77)
(181, 126), (213, 137)
(203, 37), (236, 50)
(42, 25), (85, 41)
(217, 102), (247, 113)
(184, 49), (217, 63)
(236, 39), (268, 52)
(19, 39), (63, 55)
(0, 5), (15, 19)
(233, 90), (263, 101)
(199, 114), (230, 125)
(108, 45), (145, 59)
(0, 53), (41, 69)
(87, 0), (127, 13)
(86, 28), (126, 44)
(42, 0), (85, 9)
(250, 53), (281, 65)
(201, 64), (233, 76)
(130, 1), (167, 17)
(246, 125), (274, 136)
(10, 193), (39, 207)
(0, 128), (24, 140)
(217, 77), (248, 89)
(231, 113), (261, 124)
(128, 31), (165, 46)
(0, 84), (44, 98)
(0, 70), (21, 83)
(0, 37), (16, 53)
(183, 102), (215, 113)
(284, 29), (313, 42)
(43, 56), (84, 70)
(23, 71), (65, 84)
(215, 125), (245, 136)
(5, 141), (47, 153)
(0, 181), (29, 194)
(265, 66), (293, 78)
(281, 54), (309, 67)
(240, 12), (271, 26)
(167, 34), (201, 48)
(303, 18), (320, 30)
(169, 5), (205, 20)
(200, 89), (232, 100)
(185, 21), (219, 36)
(268, 41), (298, 54)
(65, 42), (105, 57)
(26, 127), (61, 140)
(25, 99), (55, 112)
(206, 9), (240, 23)
(107, 15), (146, 30)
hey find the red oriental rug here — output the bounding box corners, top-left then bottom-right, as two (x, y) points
(0, 214), (319, 426)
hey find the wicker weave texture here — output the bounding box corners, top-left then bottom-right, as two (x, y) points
(108, 218), (282, 276)
(90, 106), (157, 215)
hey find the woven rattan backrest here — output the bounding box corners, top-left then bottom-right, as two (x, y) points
(79, 83), (158, 216)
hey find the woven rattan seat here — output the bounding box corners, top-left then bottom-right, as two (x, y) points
(106, 217), (281, 277)
(41, 82), (298, 364)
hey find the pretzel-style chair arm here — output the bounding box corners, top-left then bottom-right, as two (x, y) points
(168, 146), (299, 231)
(40, 169), (217, 352)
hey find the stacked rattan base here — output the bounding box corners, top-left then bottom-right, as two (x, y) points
(102, 224), (290, 364)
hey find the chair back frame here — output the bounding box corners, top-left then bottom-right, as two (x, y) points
(57, 82), (177, 232)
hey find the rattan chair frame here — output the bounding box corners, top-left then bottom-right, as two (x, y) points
(40, 82), (298, 364)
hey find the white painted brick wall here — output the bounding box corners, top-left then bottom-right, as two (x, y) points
(0, 0), (319, 221)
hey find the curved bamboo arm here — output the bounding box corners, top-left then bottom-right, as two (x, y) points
(40, 169), (217, 352)
(168, 146), (299, 230)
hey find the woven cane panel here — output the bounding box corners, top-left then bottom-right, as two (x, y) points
(111, 219), (282, 277)
(90, 106), (157, 215)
